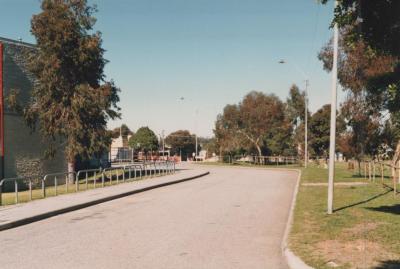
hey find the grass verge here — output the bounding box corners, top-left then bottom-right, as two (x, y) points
(290, 163), (400, 269)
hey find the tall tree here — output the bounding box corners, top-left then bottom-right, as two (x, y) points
(319, 30), (397, 162)
(286, 84), (309, 157)
(26, 0), (120, 176)
(308, 104), (345, 159)
(286, 84), (307, 125)
(111, 124), (133, 139)
(216, 91), (288, 157)
(165, 130), (196, 158)
(322, 0), (400, 166)
(128, 127), (159, 153)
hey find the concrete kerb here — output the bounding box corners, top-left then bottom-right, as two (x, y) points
(195, 163), (314, 269)
(0, 171), (210, 232)
(281, 169), (314, 269)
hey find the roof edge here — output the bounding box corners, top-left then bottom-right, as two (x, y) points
(0, 37), (35, 48)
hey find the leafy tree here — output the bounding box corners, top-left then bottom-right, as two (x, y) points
(286, 84), (307, 125)
(322, 0), (400, 58)
(286, 84), (310, 157)
(128, 127), (159, 152)
(319, 29), (397, 162)
(215, 91), (289, 157)
(322, 0), (400, 166)
(111, 124), (133, 139)
(214, 105), (246, 156)
(22, 0), (120, 176)
(308, 104), (345, 158)
(165, 130), (196, 158)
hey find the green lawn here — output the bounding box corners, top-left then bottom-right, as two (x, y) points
(290, 163), (400, 269)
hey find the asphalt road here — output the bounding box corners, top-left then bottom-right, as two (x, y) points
(0, 165), (298, 269)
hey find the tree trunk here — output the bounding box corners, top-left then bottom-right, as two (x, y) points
(68, 161), (75, 184)
(256, 145), (262, 164)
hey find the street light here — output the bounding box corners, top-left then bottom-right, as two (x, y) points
(327, 0), (339, 215)
(279, 60), (309, 167)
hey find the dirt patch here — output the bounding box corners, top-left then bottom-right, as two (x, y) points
(342, 222), (384, 237)
(315, 239), (399, 268)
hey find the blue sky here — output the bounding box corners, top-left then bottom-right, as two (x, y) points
(1, 0), (339, 137)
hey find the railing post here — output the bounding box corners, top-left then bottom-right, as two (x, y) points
(102, 171), (105, 187)
(85, 173), (88, 190)
(0, 183), (3, 206)
(94, 171), (97, 188)
(15, 181), (18, 204)
(42, 179), (46, 197)
(76, 173), (79, 192)
(66, 174), (69, 193)
(29, 180), (32, 201)
(55, 176), (58, 196)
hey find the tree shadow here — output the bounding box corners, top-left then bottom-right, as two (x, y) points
(334, 189), (392, 212)
(365, 204), (400, 215)
(374, 260), (400, 269)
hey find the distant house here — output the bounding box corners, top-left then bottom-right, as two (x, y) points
(0, 37), (66, 179)
(110, 134), (133, 163)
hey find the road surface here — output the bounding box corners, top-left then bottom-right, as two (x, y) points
(0, 165), (297, 269)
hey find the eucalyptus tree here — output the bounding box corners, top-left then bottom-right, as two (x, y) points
(215, 91), (288, 157)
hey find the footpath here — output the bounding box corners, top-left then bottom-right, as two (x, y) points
(0, 167), (210, 231)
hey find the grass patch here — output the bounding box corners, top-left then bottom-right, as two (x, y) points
(290, 163), (400, 269)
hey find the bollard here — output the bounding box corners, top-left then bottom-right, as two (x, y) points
(94, 172), (97, 188)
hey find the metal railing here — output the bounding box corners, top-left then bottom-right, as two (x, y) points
(0, 160), (176, 206)
(0, 176), (40, 205)
(76, 168), (102, 191)
(43, 172), (76, 197)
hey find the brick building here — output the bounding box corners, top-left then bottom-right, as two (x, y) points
(0, 37), (66, 179)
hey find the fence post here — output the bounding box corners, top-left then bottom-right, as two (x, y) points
(364, 162), (367, 180)
(94, 171), (97, 188)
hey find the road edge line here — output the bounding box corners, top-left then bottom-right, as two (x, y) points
(281, 169), (314, 269)
(0, 171), (210, 232)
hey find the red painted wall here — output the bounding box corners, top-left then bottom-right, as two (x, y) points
(0, 42), (4, 178)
